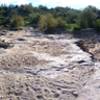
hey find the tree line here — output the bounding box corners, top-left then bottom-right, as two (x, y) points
(0, 4), (100, 33)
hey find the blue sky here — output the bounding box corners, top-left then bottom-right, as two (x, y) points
(0, 0), (100, 9)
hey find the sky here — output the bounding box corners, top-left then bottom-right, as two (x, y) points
(0, 0), (100, 9)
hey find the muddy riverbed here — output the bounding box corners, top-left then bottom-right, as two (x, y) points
(0, 29), (99, 100)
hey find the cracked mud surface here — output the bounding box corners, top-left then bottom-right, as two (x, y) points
(0, 29), (99, 100)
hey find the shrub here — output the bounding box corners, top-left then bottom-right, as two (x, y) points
(65, 23), (80, 32)
(95, 19), (100, 31)
(39, 14), (65, 33)
(79, 6), (97, 28)
(27, 13), (40, 27)
(10, 15), (25, 29)
(39, 14), (58, 32)
(39, 15), (47, 31)
(56, 17), (66, 28)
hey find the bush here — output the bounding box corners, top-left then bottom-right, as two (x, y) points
(39, 15), (47, 31)
(56, 17), (66, 28)
(27, 13), (40, 27)
(95, 19), (100, 31)
(65, 23), (80, 32)
(39, 14), (65, 33)
(10, 15), (25, 29)
(47, 14), (58, 29)
(39, 14), (58, 32)
(79, 6), (97, 28)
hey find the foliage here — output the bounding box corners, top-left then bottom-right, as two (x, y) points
(95, 19), (100, 31)
(10, 15), (24, 29)
(79, 6), (97, 28)
(39, 15), (47, 31)
(27, 13), (40, 26)
(0, 4), (99, 33)
(39, 14), (65, 33)
(56, 17), (66, 28)
(65, 23), (80, 31)
(39, 14), (58, 32)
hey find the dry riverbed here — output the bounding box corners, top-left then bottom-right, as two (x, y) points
(0, 29), (99, 100)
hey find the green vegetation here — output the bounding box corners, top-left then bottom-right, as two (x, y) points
(79, 6), (97, 28)
(65, 23), (80, 31)
(95, 19), (100, 31)
(10, 15), (25, 29)
(39, 14), (65, 33)
(0, 4), (100, 33)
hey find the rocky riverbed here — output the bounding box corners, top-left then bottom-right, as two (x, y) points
(0, 29), (99, 100)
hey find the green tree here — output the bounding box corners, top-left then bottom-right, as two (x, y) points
(39, 14), (58, 31)
(10, 15), (24, 29)
(46, 14), (58, 28)
(39, 14), (66, 33)
(79, 6), (97, 28)
(28, 13), (40, 27)
(95, 19), (100, 31)
(56, 17), (65, 28)
(39, 15), (47, 31)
